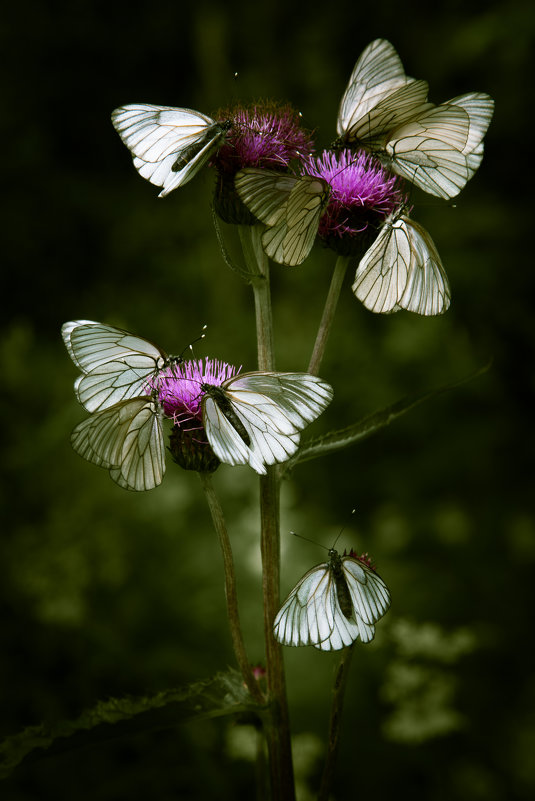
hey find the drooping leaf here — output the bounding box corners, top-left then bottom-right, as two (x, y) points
(281, 362), (491, 475)
(0, 668), (264, 779)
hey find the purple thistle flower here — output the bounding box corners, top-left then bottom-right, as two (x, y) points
(156, 358), (240, 473)
(302, 148), (405, 256)
(212, 101), (315, 223)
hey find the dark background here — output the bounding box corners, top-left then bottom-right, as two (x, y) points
(2, 1), (533, 799)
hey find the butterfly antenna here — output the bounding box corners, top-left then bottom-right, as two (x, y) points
(332, 508), (357, 549)
(177, 325), (207, 362)
(291, 531), (329, 552)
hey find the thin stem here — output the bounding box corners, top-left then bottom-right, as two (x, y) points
(198, 470), (265, 706)
(308, 255), (350, 376)
(239, 225), (275, 370)
(240, 224), (295, 801)
(317, 645), (355, 801)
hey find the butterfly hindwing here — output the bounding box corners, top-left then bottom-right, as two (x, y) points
(70, 397), (165, 491)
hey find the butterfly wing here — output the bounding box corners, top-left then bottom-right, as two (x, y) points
(235, 169), (330, 266)
(62, 320), (169, 412)
(112, 104), (228, 196)
(352, 214), (410, 313)
(342, 556), (391, 627)
(397, 218), (450, 315)
(70, 398), (165, 491)
(385, 103), (474, 198)
(337, 39), (431, 143)
(201, 372), (333, 474)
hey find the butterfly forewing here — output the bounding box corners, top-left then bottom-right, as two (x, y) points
(62, 320), (184, 413)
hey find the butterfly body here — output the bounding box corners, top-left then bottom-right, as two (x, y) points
(201, 383), (251, 446)
(274, 547), (390, 650)
(328, 549), (353, 619)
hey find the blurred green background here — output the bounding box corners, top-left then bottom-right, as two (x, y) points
(2, 0), (533, 799)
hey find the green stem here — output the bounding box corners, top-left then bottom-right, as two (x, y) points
(198, 470), (264, 706)
(308, 255), (350, 376)
(240, 224), (295, 801)
(317, 645), (355, 801)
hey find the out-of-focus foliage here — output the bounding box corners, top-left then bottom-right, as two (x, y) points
(1, 0), (533, 799)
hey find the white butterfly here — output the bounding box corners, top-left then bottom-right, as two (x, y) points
(337, 39), (494, 199)
(234, 168), (331, 266)
(200, 372), (333, 474)
(111, 104), (232, 197)
(70, 396), (165, 491)
(274, 547), (391, 650)
(62, 320), (190, 413)
(352, 209), (450, 315)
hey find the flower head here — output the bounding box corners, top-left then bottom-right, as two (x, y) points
(157, 358), (240, 472)
(211, 101), (315, 223)
(302, 148), (404, 256)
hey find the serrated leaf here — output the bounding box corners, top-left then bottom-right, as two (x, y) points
(281, 362), (491, 475)
(0, 668), (264, 779)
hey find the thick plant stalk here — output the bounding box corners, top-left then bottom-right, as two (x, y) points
(308, 255), (350, 376)
(239, 224), (296, 801)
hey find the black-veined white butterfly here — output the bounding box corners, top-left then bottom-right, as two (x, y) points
(70, 396), (165, 491)
(234, 168), (331, 266)
(62, 320), (197, 413)
(274, 546), (391, 650)
(200, 372), (333, 474)
(111, 104), (232, 197)
(352, 209), (450, 315)
(336, 39), (494, 199)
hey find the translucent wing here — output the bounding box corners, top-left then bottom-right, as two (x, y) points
(352, 214), (411, 313)
(385, 103), (473, 198)
(398, 218), (450, 315)
(341, 80), (431, 146)
(338, 39), (411, 135)
(112, 104), (230, 196)
(70, 397), (165, 491)
(202, 372), (333, 474)
(337, 39), (431, 141)
(445, 93), (494, 156)
(353, 214), (450, 316)
(273, 551), (391, 651)
(62, 320), (174, 412)
(235, 169), (330, 266)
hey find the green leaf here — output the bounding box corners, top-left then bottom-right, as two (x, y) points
(282, 362), (491, 475)
(0, 668), (264, 779)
